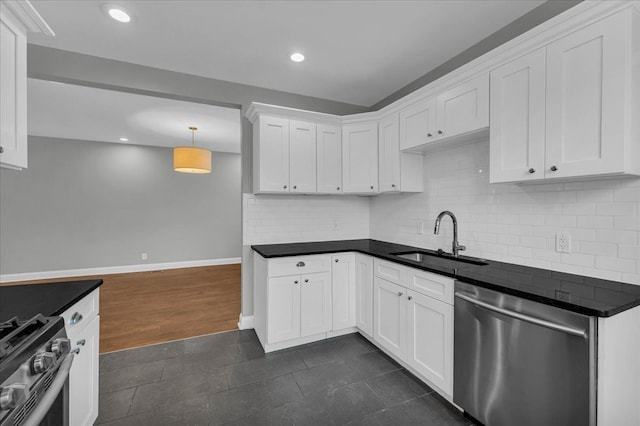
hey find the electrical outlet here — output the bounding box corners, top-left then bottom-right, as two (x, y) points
(416, 221), (425, 234)
(141, 252), (148, 261)
(555, 233), (571, 253)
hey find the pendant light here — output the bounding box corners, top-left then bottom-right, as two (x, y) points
(173, 126), (212, 174)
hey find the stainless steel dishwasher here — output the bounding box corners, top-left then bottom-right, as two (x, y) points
(454, 281), (596, 426)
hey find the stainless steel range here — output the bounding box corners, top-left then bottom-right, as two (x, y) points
(0, 315), (73, 426)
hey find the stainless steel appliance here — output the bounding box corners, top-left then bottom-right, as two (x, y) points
(454, 281), (596, 426)
(0, 315), (73, 426)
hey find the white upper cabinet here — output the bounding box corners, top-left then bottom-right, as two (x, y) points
(289, 120), (317, 193)
(317, 124), (343, 194)
(490, 48), (546, 183)
(436, 74), (489, 140)
(399, 98), (437, 151)
(379, 113), (423, 193)
(490, 9), (640, 183)
(342, 122), (378, 193)
(0, 1), (52, 170)
(545, 10), (635, 179)
(378, 114), (401, 192)
(253, 115), (290, 193)
(399, 74), (489, 152)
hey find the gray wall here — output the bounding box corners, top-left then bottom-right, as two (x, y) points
(0, 137), (241, 274)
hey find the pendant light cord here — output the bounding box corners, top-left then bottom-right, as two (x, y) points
(189, 126), (198, 147)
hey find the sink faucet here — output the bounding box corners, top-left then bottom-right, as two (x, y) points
(434, 211), (466, 258)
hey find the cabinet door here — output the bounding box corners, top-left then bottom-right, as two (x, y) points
(0, 8), (27, 169)
(331, 253), (356, 331)
(545, 12), (627, 178)
(399, 98), (436, 150)
(69, 316), (100, 426)
(267, 275), (301, 343)
(490, 48), (546, 183)
(355, 254), (374, 336)
(300, 272), (332, 337)
(406, 291), (453, 396)
(342, 122), (378, 193)
(373, 277), (406, 359)
(378, 114), (401, 192)
(436, 74), (489, 140)
(317, 124), (343, 194)
(255, 116), (289, 193)
(289, 120), (317, 193)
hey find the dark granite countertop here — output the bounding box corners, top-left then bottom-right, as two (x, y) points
(0, 279), (103, 323)
(252, 239), (640, 317)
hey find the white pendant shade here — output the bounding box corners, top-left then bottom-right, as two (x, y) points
(173, 146), (212, 173)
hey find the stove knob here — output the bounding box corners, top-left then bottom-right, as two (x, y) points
(50, 338), (71, 358)
(0, 384), (29, 410)
(31, 352), (56, 374)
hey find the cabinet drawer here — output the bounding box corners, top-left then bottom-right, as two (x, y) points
(268, 255), (331, 277)
(374, 259), (408, 286)
(61, 289), (99, 336)
(408, 269), (454, 305)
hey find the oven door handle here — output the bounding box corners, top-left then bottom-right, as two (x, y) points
(22, 353), (75, 426)
(455, 292), (588, 338)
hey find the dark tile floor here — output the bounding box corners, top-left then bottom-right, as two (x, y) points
(97, 330), (475, 425)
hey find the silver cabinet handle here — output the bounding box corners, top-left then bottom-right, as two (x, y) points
(528, 168), (535, 174)
(336, 187), (340, 191)
(408, 296), (413, 300)
(0, 146), (4, 153)
(427, 133), (432, 138)
(370, 186), (374, 190)
(454, 292), (587, 338)
(397, 292), (403, 297)
(294, 280), (299, 284)
(77, 339), (86, 346)
(71, 348), (80, 355)
(293, 185), (297, 189)
(550, 165), (558, 172)
(304, 279), (309, 283)
(335, 259), (339, 263)
(296, 261), (305, 267)
(70, 312), (83, 325)
(283, 185), (287, 189)
(438, 130), (443, 135)
(391, 184), (396, 188)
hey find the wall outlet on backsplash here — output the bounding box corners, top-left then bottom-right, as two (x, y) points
(556, 233), (572, 254)
(416, 221), (425, 235)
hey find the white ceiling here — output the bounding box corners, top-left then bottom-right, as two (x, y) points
(27, 79), (241, 153)
(28, 0), (545, 106)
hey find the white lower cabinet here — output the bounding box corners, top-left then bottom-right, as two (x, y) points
(406, 290), (453, 396)
(62, 289), (100, 426)
(355, 254), (373, 336)
(373, 260), (454, 398)
(267, 271), (331, 344)
(374, 277), (407, 360)
(68, 316), (100, 426)
(331, 253), (356, 331)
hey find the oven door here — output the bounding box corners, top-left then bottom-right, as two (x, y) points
(21, 353), (74, 426)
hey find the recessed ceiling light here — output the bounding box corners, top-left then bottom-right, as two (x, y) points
(119, 137), (129, 142)
(108, 8), (131, 23)
(290, 52), (305, 63)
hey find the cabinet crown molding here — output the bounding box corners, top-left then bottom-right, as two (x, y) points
(1, 0), (54, 36)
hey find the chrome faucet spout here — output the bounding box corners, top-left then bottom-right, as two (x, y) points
(433, 211), (466, 257)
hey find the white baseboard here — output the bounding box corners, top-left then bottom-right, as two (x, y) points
(237, 314), (255, 330)
(0, 257), (241, 283)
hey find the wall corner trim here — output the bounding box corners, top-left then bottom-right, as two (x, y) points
(237, 314), (255, 330)
(0, 257), (241, 283)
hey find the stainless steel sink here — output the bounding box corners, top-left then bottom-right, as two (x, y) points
(391, 251), (489, 266)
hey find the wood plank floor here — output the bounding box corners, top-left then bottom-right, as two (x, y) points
(1, 264), (241, 353)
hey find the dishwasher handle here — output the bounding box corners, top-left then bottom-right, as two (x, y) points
(455, 292), (588, 338)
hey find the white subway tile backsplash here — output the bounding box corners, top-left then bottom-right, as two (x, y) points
(243, 193), (369, 245)
(369, 139), (640, 286)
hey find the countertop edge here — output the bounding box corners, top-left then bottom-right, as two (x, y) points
(51, 279), (104, 316)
